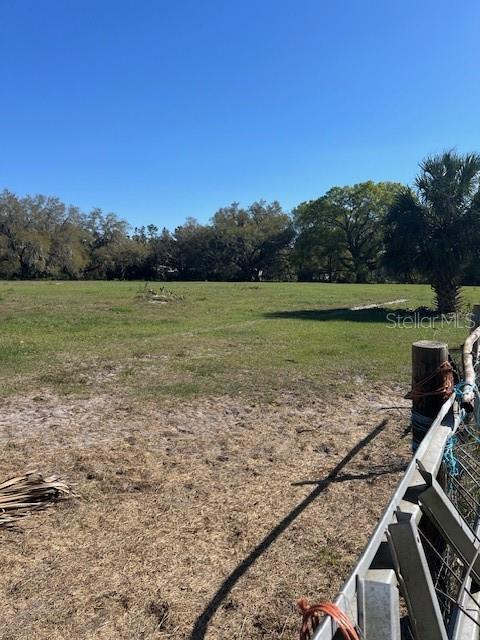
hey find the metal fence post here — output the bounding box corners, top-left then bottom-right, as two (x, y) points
(357, 569), (401, 640)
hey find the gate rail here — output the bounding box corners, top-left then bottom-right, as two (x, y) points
(313, 393), (459, 640)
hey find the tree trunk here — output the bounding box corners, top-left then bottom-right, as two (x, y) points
(355, 269), (368, 284)
(431, 277), (461, 314)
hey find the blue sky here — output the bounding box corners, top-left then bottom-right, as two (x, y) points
(1, 0), (479, 230)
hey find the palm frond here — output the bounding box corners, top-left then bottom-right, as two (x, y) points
(0, 471), (73, 529)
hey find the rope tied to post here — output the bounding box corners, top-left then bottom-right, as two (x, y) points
(297, 599), (360, 640)
(408, 360), (455, 399)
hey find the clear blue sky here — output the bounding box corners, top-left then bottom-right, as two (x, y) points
(1, 0), (479, 230)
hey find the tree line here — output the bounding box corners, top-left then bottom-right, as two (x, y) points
(2, 151), (480, 311)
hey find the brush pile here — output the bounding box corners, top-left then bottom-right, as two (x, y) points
(0, 472), (72, 528)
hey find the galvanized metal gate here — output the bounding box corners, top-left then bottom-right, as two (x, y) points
(312, 372), (480, 639)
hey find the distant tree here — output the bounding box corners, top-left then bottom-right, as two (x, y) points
(143, 227), (178, 279)
(292, 199), (345, 281)
(107, 238), (149, 279)
(132, 225), (148, 244)
(211, 201), (294, 281)
(382, 190), (426, 284)
(292, 182), (402, 283)
(82, 208), (130, 278)
(27, 195), (91, 278)
(325, 181), (402, 282)
(173, 218), (218, 280)
(0, 191), (48, 277)
(0, 190), (91, 279)
(384, 151), (480, 312)
(147, 224), (159, 239)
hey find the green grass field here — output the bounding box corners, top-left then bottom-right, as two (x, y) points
(0, 280), (477, 399)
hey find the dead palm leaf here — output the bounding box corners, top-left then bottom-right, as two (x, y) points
(0, 471), (73, 529)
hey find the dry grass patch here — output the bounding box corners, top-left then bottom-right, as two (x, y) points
(0, 386), (410, 639)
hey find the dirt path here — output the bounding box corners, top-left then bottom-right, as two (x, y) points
(0, 388), (411, 639)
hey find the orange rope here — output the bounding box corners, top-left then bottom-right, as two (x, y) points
(298, 599), (360, 640)
(409, 360), (454, 399)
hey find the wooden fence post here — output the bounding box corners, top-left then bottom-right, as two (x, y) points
(471, 303), (480, 363)
(471, 304), (480, 326)
(411, 340), (451, 449)
(461, 304), (480, 410)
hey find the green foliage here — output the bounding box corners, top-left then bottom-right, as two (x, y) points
(293, 199), (347, 281)
(210, 200), (294, 281)
(293, 181), (402, 282)
(0, 191), (295, 282)
(2, 151), (480, 292)
(0, 191), (122, 280)
(173, 218), (220, 280)
(384, 152), (480, 312)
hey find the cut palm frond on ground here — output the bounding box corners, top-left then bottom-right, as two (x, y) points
(0, 472), (73, 528)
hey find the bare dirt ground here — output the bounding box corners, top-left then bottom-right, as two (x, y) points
(0, 386), (411, 640)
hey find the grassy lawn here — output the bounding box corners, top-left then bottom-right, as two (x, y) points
(0, 280), (477, 399)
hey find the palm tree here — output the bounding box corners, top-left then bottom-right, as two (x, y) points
(384, 151), (480, 313)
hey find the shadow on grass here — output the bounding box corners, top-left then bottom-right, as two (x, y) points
(291, 463), (407, 487)
(263, 307), (410, 323)
(190, 418), (403, 639)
